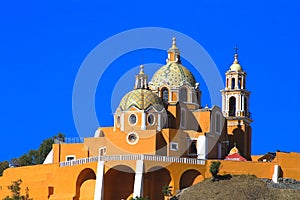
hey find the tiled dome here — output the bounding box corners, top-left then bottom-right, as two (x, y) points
(119, 89), (164, 111)
(151, 62), (196, 88)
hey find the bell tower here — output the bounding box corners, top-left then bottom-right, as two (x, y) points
(221, 48), (253, 160)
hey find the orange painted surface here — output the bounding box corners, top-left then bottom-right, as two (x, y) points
(0, 152), (299, 199)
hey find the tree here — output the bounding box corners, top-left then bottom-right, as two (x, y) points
(0, 161), (9, 176)
(130, 197), (149, 200)
(1, 133), (66, 169)
(210, 161), (221, 181)
(18, 154), (32, 167)
(3, 179), (32, 200)
(38, 138), (54, 163)
(9, 158), (20, 168)
(162, 185), (172, 199)
(4, 179), (22, 200)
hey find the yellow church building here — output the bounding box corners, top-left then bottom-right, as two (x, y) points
(0, 38), (299, 200)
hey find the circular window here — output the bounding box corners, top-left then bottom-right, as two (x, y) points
(147, 114), (155, 126)
(126, 132), (139, 145)
(128, 113), (137, 126)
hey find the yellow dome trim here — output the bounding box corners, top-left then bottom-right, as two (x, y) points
(229, 53), (243, 71)
(119, 89), (163, 111)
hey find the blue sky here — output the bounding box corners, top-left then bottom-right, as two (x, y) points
(0, 1), (299, 161)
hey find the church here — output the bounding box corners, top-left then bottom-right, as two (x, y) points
(0, 38), (299, 200)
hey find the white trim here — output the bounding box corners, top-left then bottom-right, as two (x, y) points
(43, 149), (54, 164)
(141, 112), (146, 130)
(133, 160), (144, 197)
(116, 114), (121, 128)
(121, 112), (124, 131)
(94, 161), (104, 200)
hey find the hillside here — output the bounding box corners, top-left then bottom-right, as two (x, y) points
(176, 175), (300, 200)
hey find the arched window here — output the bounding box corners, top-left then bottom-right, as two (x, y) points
(238, 78), (241, 89)
(179, 87), (188, 102)
(244, 97), (248, 113)
(229, 96), (236, 116)
(231, 78), (235, 89)
(161, 88), (169, 103)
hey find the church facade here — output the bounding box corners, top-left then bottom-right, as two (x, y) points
(0, 38), (299, 200)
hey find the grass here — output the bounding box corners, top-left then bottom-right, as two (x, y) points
(176, 175), (300, 200)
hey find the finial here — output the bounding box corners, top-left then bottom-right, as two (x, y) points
(233, 45), (239, 64)
(139, 64), (144, 74)
(172, 37), (176, 48)
(234, 142), (237, 147)
(234, 44), (238, 54)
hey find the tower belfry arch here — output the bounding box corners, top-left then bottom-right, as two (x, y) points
(221, 48), (253, 160)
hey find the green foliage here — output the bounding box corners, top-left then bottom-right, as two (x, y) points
(4, 179), (22, 200)
(130, 197), (149, 200)
(210, 161), (221, 181)
(0, 161), (9, 176)
(38, 138), (54, 164)
(4, 133), (66, 169)
(162, 185), (173, 197)
(3, 179), (32, 200)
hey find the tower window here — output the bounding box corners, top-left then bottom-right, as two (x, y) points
(179, 87), (188, 102)
(229, 96), (236, 116)
(188, 140), (197, 156)
(238, 78), (241, 89)
(244, 97), (248, 113)
(162, 88), (169, 102)
(231, 78), (235, 89)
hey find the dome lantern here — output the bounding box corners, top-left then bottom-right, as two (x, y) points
(167, 37), (181, 63)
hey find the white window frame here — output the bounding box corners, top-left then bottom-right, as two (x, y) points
(147, 113), (156, 126)
(126, 132), (139, 145)
(170, 142), (179, 151)
(128, 113), (138, 126)
(66, 155), (76, 161)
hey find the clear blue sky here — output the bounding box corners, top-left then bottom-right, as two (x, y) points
(0, 1), (299, 161)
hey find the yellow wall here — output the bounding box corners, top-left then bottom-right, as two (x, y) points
(53, 143), (88, 163)
(0, 152), (299, 200)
